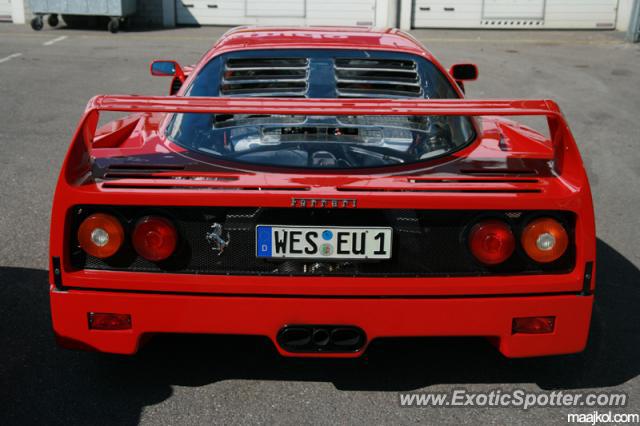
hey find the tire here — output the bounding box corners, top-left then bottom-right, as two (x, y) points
(107, 18), (119, 34)
(47, 14), (59, 27)
(30, 16), (44, 31)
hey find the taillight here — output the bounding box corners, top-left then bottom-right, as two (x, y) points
(77, 213), (125, 259)
(521, 217), (568, 263)
(132, 216), (178, 261)
(468, 219), (515, 265)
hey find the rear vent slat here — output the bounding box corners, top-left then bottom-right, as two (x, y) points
(222, 58), (309, 97)
(335, 58), (422, 98)
(336, 58), (416, 70)
(460, 169), (538, 176)
(336, 177), (543, 194)
(106, 164), (185, 171)
(334, 66), (417, 73)
(102, 165), (241, 182)
(334, 68), (419, 83)
(101, 179), (310, 191)
(409, 178), (540, 184)
(222, 78), (308, 85)
(336, 188), (542, 194)
(103, 173), (239, 181)
(336, 79), (421, 88)
(226, 58), (308, 68)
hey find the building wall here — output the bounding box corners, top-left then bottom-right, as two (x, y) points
(174, 0), (394, 27)
(399, 0), (411, 29)
(11, 0), (638, 31)
(400, 0), (640, 31)
(376, 0), (399, 27)
(617, 0), (634, 31)
(16, 0), (28, 23)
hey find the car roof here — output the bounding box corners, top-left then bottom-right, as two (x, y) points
(205, 26), (435, 61)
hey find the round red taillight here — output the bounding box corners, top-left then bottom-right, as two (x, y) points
(521, 217), (568, 263)
(132, 216), (178, 261)
(468, 220), (515, 265)
(77, 213), (125, 259)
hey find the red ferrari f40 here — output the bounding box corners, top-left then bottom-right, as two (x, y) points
(49, 27), (595, 358)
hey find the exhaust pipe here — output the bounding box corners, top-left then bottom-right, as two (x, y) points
(330, 327), (364, 347)
(311, 328), (330, 346)
(278, 327), (312, 347)
(277, 325), (366, 353)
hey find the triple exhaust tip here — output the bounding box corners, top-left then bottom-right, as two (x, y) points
(277, 325), (366, 353)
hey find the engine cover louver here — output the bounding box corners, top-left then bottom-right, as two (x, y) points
(334, 58), (422, 98)
(221, 58), (310, 97)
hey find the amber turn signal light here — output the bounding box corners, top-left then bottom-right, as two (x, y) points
(468, 220), (516, 265)
(521, 217), (568, 263)
(132, 216), (178, 261)
(77, 213), (125, 259)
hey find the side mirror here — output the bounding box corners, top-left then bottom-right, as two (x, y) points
(450, 63), (478, 81)
(151, 60), (185, 81)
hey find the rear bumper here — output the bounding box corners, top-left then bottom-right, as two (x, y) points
(50, 288), (593, 358)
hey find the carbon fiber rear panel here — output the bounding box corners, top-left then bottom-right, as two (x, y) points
(70, 206), (575, 277)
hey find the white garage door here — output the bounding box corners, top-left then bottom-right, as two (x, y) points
(246, 0), (305, 17)
(177, 0), (375, 26)
(0, 0), (12, 21)
(307, 0), (376, 26)
(412, 0), (618, 29)
(545, 0), (618, 29)
(483, 0), (545, 19)
(413, 0), (482, 28)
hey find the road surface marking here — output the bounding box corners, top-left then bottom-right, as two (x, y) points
(0, 53), (22, 64)
(43, 36), (68, 46)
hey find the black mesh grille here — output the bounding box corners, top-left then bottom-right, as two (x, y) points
(70, 207), (575, 277)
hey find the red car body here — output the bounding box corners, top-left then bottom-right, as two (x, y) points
(49, 27), (596, 358)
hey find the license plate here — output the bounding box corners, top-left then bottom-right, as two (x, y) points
(256, 226), (392, 259)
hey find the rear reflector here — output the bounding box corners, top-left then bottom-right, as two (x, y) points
(88, 312), (132, 330)
(512, 316), (555, 334)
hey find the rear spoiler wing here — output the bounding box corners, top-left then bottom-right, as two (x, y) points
(78, 96), (581, 175)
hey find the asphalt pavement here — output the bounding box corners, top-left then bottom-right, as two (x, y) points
(1, 23), (639, 425)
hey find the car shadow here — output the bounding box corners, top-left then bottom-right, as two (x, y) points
(1, 238), (638, 423)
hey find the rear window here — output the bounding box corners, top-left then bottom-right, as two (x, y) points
(167, 113), (475, 169)
(166, 49), (475, 170)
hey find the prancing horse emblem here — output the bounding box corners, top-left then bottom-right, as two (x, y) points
(205, 223), (230, 255)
